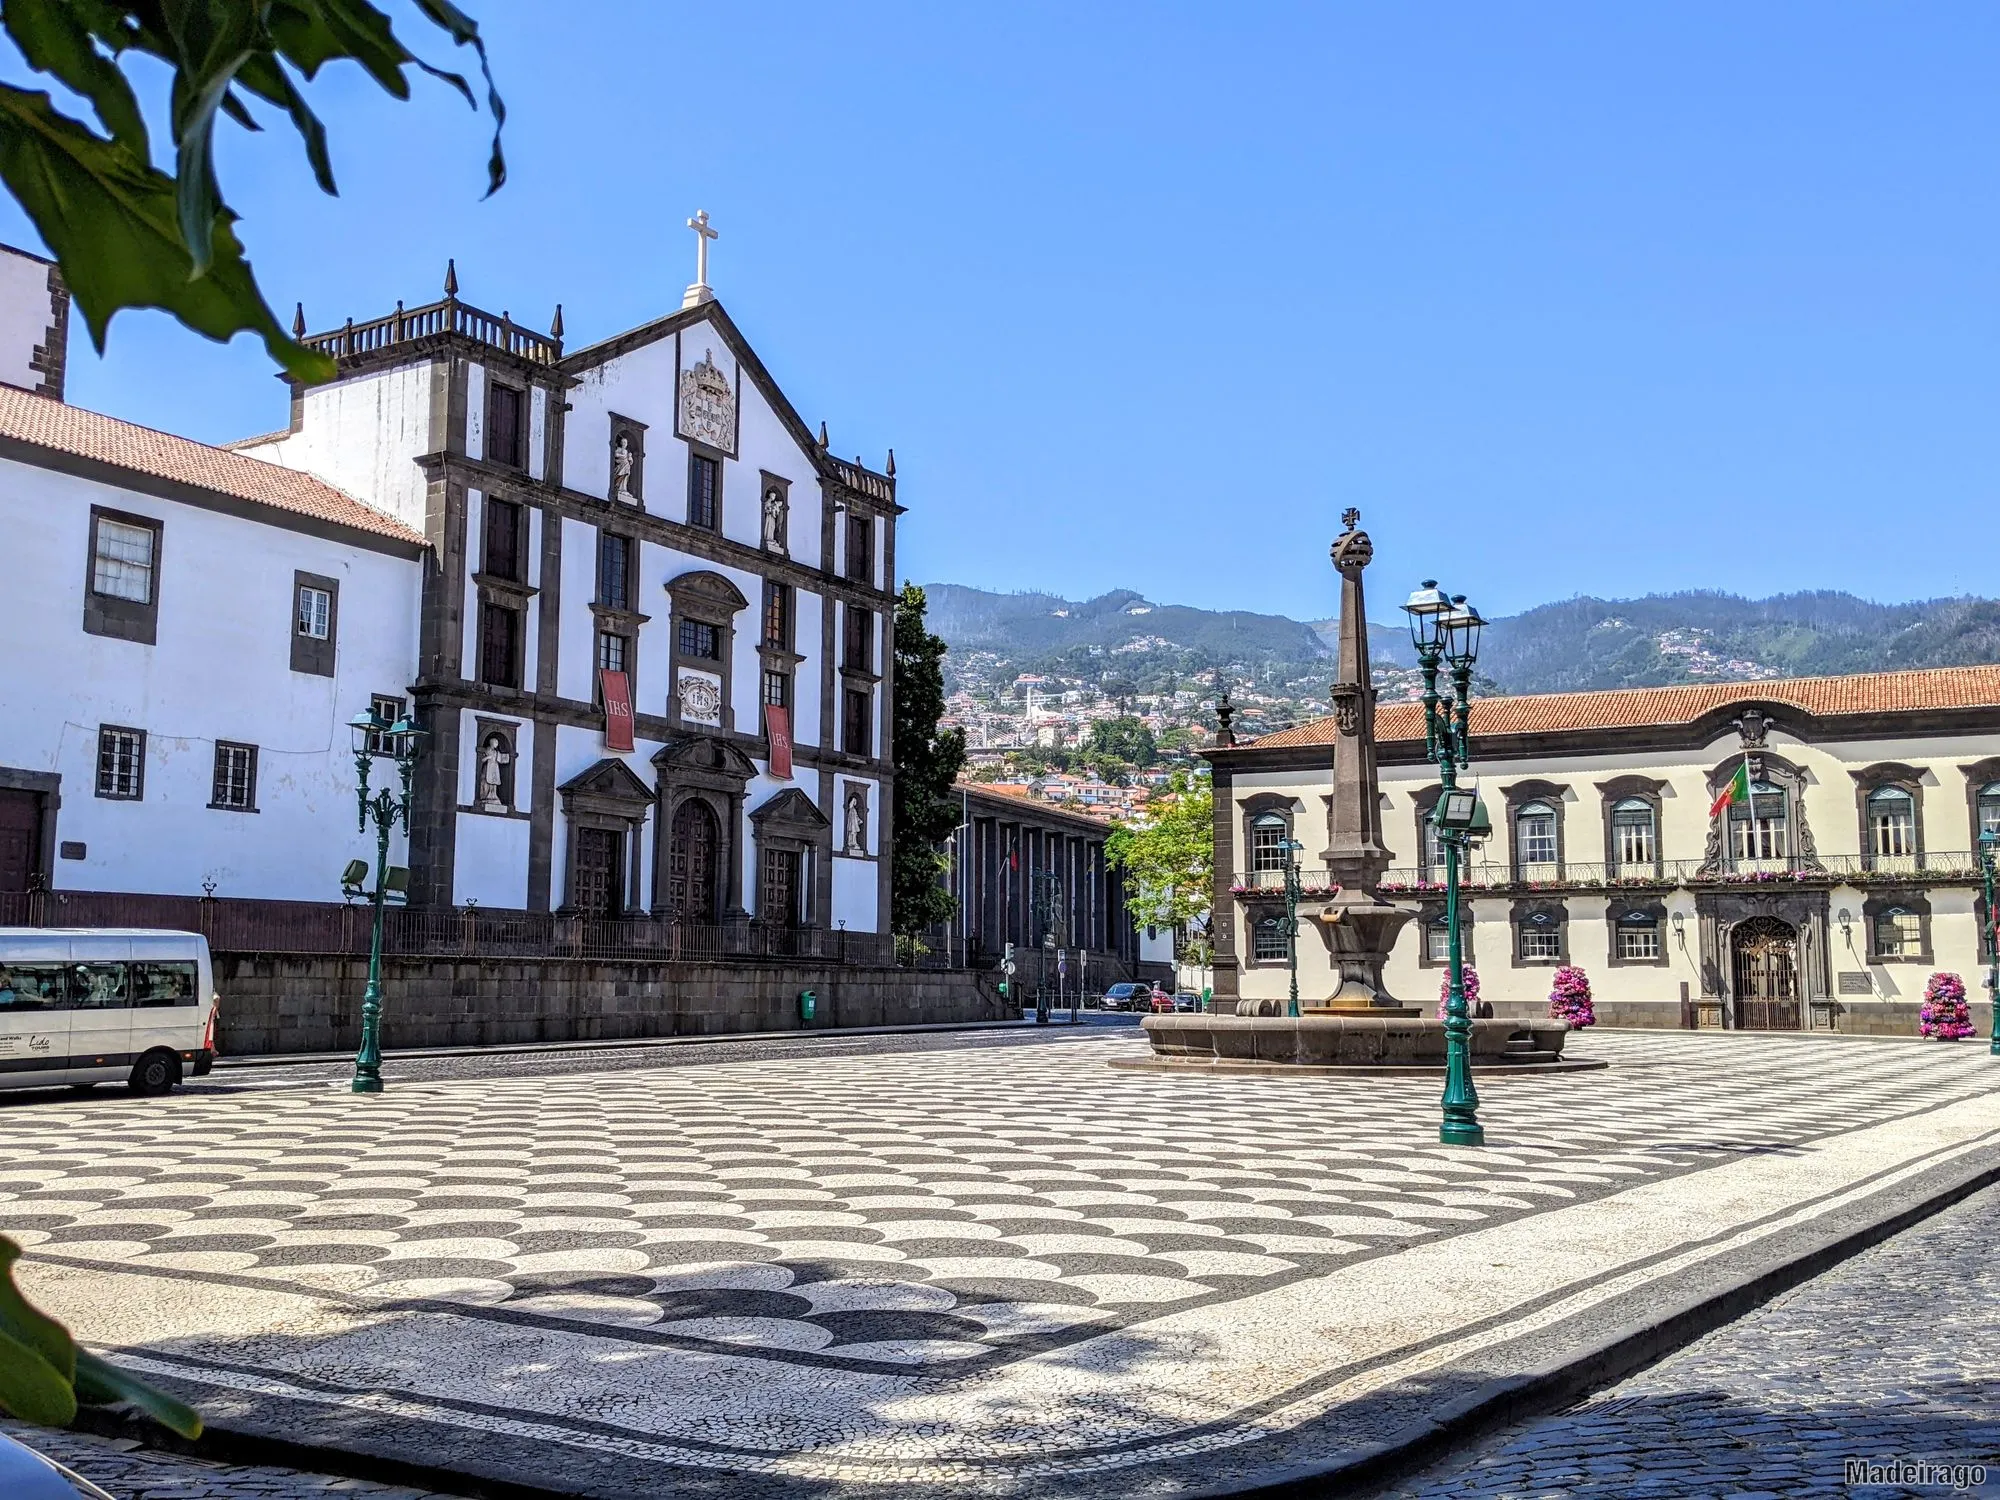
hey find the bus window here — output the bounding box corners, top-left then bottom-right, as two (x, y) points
(132, 961), (200, 1007)
(0, 964), (69, 1011)
(70, 963), (129, 1008)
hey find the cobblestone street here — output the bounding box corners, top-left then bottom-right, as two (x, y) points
(2, 1027), (1996, 1497)
(1387, 1182), (2000, 1499)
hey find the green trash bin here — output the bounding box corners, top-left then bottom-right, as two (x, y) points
(799, 989), (817, 1024)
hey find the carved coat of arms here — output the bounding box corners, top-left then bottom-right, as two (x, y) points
(677, 349), (736, 452)
(677, 673), (723, 725)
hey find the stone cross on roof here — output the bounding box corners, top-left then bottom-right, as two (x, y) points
(683, 210), (719, 308)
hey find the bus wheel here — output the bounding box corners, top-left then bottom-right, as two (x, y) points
(127, 1050), (181, 1096)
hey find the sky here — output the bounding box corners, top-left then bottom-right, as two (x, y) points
(3, 3), (1994, 621)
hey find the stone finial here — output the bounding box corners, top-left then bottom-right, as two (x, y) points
(444, 258), (459, 297)
(818, 421), (830, 448)
(1215, 684), (1236, 747)
(551, 303), (564, 339)
(886, 448), (896, 477)
(290, 303), (305, 338)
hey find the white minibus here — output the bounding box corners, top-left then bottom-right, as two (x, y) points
(0, 929), (219, 1095)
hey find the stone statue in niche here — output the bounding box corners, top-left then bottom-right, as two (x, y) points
(608, 417), (644, 504)
(612, 435), (636, 502)
(843, 786), (868, 856)
(762, 485), (788, 554)
(476, 732), (513, 812)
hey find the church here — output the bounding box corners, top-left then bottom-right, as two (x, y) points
(0, 221), (898, 948)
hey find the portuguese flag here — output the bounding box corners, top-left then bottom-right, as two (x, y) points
(1710, 757), (1752, 818)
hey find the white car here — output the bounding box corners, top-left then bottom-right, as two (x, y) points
(0, 929), (219, 1095)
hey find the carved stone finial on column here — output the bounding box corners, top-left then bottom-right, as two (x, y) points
(1215, 683), (1236, 747)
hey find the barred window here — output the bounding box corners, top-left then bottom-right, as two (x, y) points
(1251, 913), (1291, 962)
(92, 518), (155, 603)
(678, 618), (721, 661)
(96, 726), (145, 799)
(211, 742), (257, 811)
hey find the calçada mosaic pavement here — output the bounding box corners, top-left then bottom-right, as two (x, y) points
(4, 1029), (1997, 1497)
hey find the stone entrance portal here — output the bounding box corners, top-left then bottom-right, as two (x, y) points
(1732, 916), (1801, 1031)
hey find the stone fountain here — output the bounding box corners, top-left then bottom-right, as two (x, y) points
(1123, 512), (1598, 1076)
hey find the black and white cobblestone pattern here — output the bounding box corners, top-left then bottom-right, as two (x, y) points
(1, 1421), (457, 1499)
(1383, 1182), (2000, 1499)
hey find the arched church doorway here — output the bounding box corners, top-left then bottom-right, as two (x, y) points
(667, 799), (720, 924)
(1731, 916), (1800, 1030)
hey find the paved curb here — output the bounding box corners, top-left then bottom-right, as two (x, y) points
(1215, 1154), (2000, 1500)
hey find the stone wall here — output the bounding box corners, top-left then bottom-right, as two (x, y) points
(1483, 996), (1994, 1037)
(213, 954), (1013, 1056)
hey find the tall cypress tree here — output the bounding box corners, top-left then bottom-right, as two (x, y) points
(891, 583), (967, 939)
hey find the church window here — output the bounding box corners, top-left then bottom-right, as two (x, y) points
(1248, 813), (1290, 876)
(485, 380), (525, 469)
(843, 687), (871, 756)
(1729, 784), (1788, 862)
(1873, 905), (1922, 959)
(846, 513), (873, 584)
(762, 669), (791, 711)
(1979, 783), (2000, 842)
(762, 582), (791, 648)
(1616, 912), (1661, 961)
(596, 631), (628, 676)
(91, 516), (155, 603)
(210, 742), (257, 811)
(365, 695), (405, 756)
(678, 618), (721, 661)
(296, 585), (331, 640)
(844, 607), (873, 672)
(1515, 802), (1558, 870)
(597, 532), (630, 610)
(1610, 799), (1656, 868)
(1867, 786), (1916, 858)
(95, 726), (145, 800)
(688, 453), (720, 531)
(483, 497), (524, 581)
(478, 602), (522, 689)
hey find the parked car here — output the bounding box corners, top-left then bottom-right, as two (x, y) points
(1171, 990), (1202, 1012)
(1146, 986), (1176, 1012)
(0, 1431), (117, 1499)
(1100, 983), (1147, 1012)
(0, 928), (219, 1096)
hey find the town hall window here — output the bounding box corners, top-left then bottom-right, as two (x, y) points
(1874, 905), (1922, 959)
(1610, 799), (1656, 868)
(1867, 786), (1916, 858)
(1249, 813), (1290, 875)
(96, 725), (145, 800)
(1424, 915), (1452, 963)
(1514, 802), (1558, 869)
(210, 742), (258, 812)
(1616, 911), (1661, 961)
(1729, 784), (1788, 862)
(678, 618), (721, 661)
(688, 452), (720, 531)
(485, 380), (525, 469)
(1980, 783), (2000, 842)
(1251, 912), (1290, 963)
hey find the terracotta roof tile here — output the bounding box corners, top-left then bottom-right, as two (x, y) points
(1245, 665), (2000, 749)
(0, 386), (423, 546)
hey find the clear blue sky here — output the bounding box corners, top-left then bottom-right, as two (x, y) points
(4, 4), (1994, 620)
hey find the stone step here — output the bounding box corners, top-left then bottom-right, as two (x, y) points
(1498, 1048), (1563, 1065)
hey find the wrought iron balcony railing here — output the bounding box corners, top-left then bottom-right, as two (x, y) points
(1358, 850), (1990, 896)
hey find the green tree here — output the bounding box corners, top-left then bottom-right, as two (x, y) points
(891, 583), (967, 940)
(0, 1), (505, 383)
(1086, 715), (1157, 767)
(1106, 765), (1212, 961)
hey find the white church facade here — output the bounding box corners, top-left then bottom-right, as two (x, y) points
(0, 231), (899, 945)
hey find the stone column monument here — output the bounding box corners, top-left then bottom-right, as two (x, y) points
(1309, 509), (1416, 1012)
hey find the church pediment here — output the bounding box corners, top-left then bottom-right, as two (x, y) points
(750, 787), (829, 831)
(665, 568), (749, 614)
(652, 734), (759, 784)
(558, 757), (654, 810)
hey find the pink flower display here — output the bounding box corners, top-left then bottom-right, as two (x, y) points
(1548, 965), (1596, 1028)
(1918, 971), (1973, 1041)
(1437, 964), (1480, 1020)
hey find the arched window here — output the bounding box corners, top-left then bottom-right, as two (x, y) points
(1609, 798), (1656, 870)
(1616, 910), (1661, 961)
(1978, 782), (2000, 843)
(1248, 812), (1290, 877)
(1874, 904), (1921, 958)
(1867, 785), (1916, 858)
(1515, 802), (1558, 870)
(1729, 782), (1788, 863)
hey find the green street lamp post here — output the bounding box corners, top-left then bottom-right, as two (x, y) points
(1283, 838), (1305, 1018)
(1402, 581), (1487, 1147)
(344, 708), (426, 1094)
(1981, 830), (2000, 1057)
